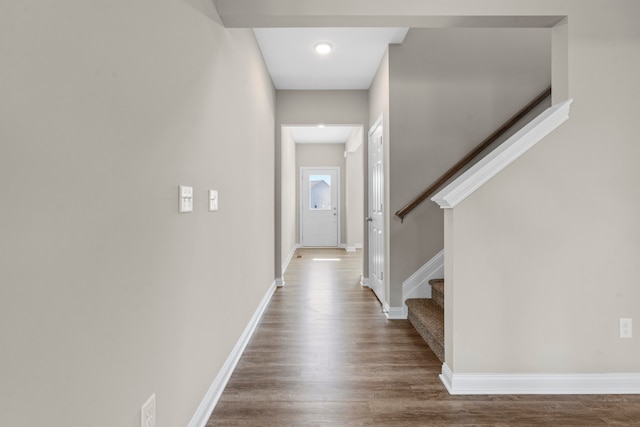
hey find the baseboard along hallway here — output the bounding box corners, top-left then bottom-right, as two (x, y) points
(207, 248), (640, 426)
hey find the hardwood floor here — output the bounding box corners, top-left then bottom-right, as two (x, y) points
(208, 248), (640, 426)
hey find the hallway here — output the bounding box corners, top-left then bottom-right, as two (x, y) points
(208, 248), (640, 426)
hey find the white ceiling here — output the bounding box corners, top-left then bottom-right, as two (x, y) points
(253, 27), (408, 90)
(258, 28), (404, 145)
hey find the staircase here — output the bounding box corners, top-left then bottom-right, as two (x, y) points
(406, 279), (444, 362)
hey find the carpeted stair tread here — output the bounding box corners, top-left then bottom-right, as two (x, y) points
(429, 279), (444, 309)
(429, 279), (444, 294)
(406, 298), (444, 362)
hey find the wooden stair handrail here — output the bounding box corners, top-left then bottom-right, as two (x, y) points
(395, 86), (552, 222)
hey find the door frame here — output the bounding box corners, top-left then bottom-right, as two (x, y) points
(367, 115), (386, 305)
(299, 166), (341, 247)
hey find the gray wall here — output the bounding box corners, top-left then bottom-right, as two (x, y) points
(446, 3), (640, 373)
(230, 0), (640, 377)
(2, 6), (637, 427)
(280, 128), (297, 270)
(386, 28), (551, 306)
(275, 90), (369, 279)
(0, 1), (275, 425)
(345, 129), (364, 248)
(296, 144), (347, 244)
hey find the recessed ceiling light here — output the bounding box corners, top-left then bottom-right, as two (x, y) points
(314, 42), (333, 55)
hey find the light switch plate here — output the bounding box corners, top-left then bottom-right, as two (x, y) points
(179, 185), (193, 213)
(620, 318), (632, 338)
(209, 189), (218, 211)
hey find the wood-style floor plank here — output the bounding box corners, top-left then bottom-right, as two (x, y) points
(208, 248), (640, 426)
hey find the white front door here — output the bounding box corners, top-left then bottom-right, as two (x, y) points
(301, 167), (339, 247)
(368, 118), (385, 304)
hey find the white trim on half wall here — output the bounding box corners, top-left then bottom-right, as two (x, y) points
(440, 363), (640, 395)
(402, 249), (444, 303)
(432, 99), (573, 209)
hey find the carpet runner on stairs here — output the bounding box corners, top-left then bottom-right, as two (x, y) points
(406, 278), (444, 362)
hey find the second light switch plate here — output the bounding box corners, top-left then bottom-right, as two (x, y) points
(209, 190), (218, 211)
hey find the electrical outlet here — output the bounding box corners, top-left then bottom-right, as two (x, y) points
(620, 318), (632, 339)
(141, 394), (156, 427)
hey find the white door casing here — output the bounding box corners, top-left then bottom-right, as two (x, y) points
(301, 167), (339, 247)
(367, 118), (385, 304)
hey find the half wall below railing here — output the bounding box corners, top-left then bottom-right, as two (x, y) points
(431, 99), (573, 209)
(394, 87), (552, 222)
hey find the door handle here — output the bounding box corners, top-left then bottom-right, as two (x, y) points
(366, 217), (373, 222)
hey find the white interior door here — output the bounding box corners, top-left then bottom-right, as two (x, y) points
(301, 168), (339, 247)
(368, 119), (385, 304)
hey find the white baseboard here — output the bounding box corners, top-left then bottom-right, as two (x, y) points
(360, 275), (370, 288)
(188, 280), (277, 427)
(385, 305), (407, 320)
(275, 277), (285, 288)
(402, 249), (444, 303)
(282, 244), (299, 275)
(440, 363), (640, 395)
(340, 243), (363, 252)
